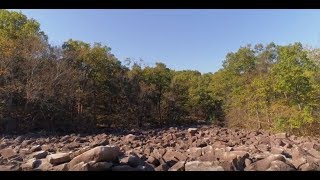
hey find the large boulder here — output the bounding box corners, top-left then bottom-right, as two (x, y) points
(68, 146), (120, 168)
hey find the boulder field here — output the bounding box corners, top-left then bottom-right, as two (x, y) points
(1, 125), (320, 171)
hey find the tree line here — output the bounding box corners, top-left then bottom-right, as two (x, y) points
(1, 10), (319, 135)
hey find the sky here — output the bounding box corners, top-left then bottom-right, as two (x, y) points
(12, 9), (320, 73)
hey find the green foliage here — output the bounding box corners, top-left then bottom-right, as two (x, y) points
(1, 10), (320, 136)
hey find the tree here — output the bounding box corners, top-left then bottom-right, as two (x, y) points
(142, 63), (172, 124)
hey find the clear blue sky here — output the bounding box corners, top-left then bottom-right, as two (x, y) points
(12, 9), (320, 73)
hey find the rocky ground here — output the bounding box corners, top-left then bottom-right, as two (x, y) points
(0, 125), (320, 171)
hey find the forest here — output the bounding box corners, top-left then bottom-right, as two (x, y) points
(1, 10), (320, 136)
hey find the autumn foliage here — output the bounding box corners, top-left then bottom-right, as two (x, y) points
(1, 10), (320, 136)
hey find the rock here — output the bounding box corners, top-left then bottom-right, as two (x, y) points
(124, 134), (137, 143)
(163, 134), (173, 141)
(120, 154), (144, 167)
(0, 165), (17, 171)
(222, 151), (249, 160)
(21, 140), (32, 148)
(253, 154), (286, 171)
(300, 162), (320, 171)
(41, 144), (54, 152)
(69, 162), (89, 171)
(68, 146), (120, 168)
(66, 142), (80, 150)
(202, 145), (213, 155)
(270, 147), (284, 155)
(302, 142), (320, 151)
(163, 149), (187, 163)
(13, 145), (20, 153)
(284, 142), (293, 149)
(11, 155), (23, 162)
(36, 159), (53, 171)
(245, 158), (252, 167)
(307, 149), (320, 159)
(186, 147), (202, 158)
(19, 148), (30, 156)
(52, 163), (68, 171)
(275, 133), (287, 139)
(112, 165), (136, 171)
(185, 161), (224, 171)
(291, 147), (309, 169)
(88, 161), (113, 171)
(187, 128), (198, 136)
(0, 143), (7, 150)
(47, 153), (71, 165)
(13, 136), (24, 144)
(272, 139), (286, 147)
(196, 140), (207, 148)
(0, 148), (16, 159)
(199, 151), (216, 161)
(152, 149), (166, 160)
(21, 158), (41, 170)
(70, 147), (91, 159)
(30, 145), (42, 153)
(155, 163), (170, 171)
(292, 156), (307, 169)
(168, 161), (185, 171)
(220, 151), (249, 171)
(60, 135), (71, 143)
(32, 151), (48, 159)
(266, 160), (296, 171)
(90, 139), (109, 148)
(136, 164), (155, 171)
(147, 156), (160, 166)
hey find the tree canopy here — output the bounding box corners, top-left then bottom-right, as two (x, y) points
(1, 10), (320, 136)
